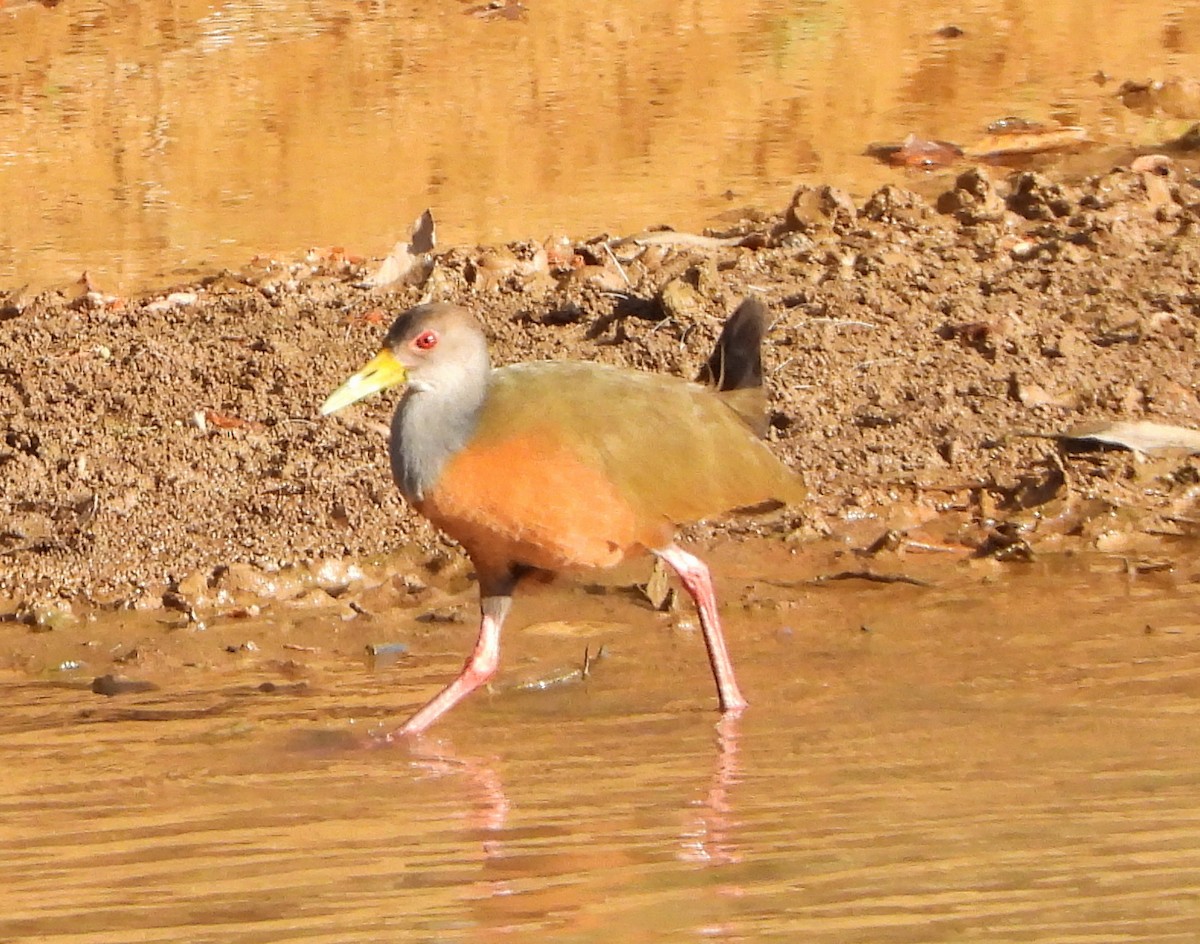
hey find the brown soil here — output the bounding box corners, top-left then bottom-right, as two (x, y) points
(4, 163), (1200, 613)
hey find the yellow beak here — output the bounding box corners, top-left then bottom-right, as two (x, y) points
(320, 349), (408, 415)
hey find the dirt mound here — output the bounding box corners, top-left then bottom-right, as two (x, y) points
(3, 163), (1200, 609)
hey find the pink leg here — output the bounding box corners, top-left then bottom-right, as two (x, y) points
(383, 596), (512, 740)
(655, 544), (749, 713)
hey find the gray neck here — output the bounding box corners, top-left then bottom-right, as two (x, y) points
(389, 371), (489, 503)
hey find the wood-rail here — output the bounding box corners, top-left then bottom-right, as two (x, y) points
(321, 298), (804, 738)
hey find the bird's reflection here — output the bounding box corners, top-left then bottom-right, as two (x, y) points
(402, 737), (511, 840)
(679, 712), (743, 866)
(394, 712), (743, 867)
(317, 702), (749, 942)
(285, 695), (748, 940)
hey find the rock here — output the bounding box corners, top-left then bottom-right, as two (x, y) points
(1131, 154), (1174, 176)
(16, 601), (77, 632)
(658, 277), (706, 321)
(861, 185), (933, 227)
(216, 563), (307, 602)
(365, 642), (410, 669)
(1120, 77), (1200, 119)
(936, 168), (1006, 224)
(1007, 172), (1074, 220)
(310, 557), (367, 593)
(786, 185), (856, 232)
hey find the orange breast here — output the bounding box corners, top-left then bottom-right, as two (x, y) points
(415, 431), (672, 573)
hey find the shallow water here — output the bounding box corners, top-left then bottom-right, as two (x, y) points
(3, 546), (1200, 941)
(3, 0), (1199, 291)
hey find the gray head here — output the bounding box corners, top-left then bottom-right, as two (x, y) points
(381, 303), (492, 394)
(320, 303), (492, 415)
(320, 303), (495, 503)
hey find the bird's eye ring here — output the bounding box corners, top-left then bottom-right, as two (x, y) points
(413, 330), (438, 351)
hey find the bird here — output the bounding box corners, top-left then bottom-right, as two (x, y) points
(320, 298), (804, 739)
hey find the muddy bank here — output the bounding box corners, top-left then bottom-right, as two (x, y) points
(3, 161), (1200, 611)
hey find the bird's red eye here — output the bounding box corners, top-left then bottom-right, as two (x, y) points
(413, 330), (438, 351)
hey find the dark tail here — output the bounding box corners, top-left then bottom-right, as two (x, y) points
(697, 297), (771, 435)
(697, 297), (768, 391)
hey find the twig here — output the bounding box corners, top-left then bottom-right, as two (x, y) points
(601, 243), (633, 289)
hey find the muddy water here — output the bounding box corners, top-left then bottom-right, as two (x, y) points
(2, 545), (1199, 941)
(3, 0), (1200, 292)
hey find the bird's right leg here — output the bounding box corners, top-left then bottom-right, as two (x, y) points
(655, 544), (749, 714)
(384, 587), (514, 740)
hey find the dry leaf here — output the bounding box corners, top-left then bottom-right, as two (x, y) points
(1063, 420), (1200, 455)
(347, 309), (387, 327)
(204, 411), (261, 431)
(408, 208), (436, 254)
(640, 557), (676, 611)
(965, 124), (1088, 161)
(871, 134), (963, 168)
(362, 209), (436, 288)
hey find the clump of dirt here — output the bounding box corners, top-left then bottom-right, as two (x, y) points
(3, 161), (1200, 610)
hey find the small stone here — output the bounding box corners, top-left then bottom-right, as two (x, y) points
(658, 277), (705, 321)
